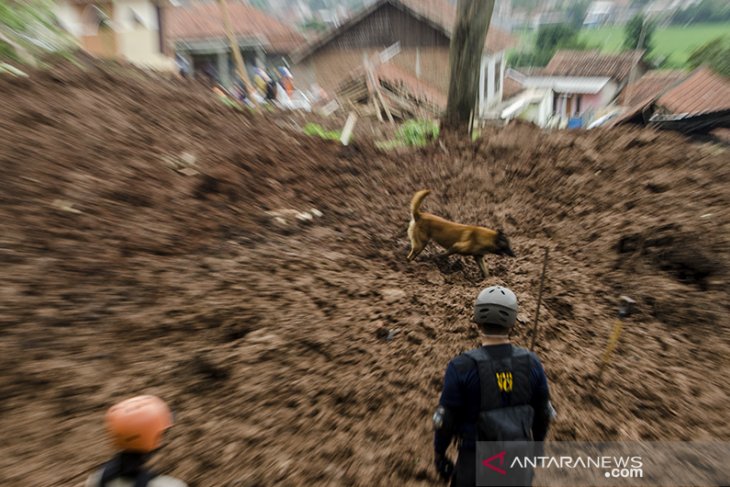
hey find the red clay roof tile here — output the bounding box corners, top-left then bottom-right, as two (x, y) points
(168, 2), (305, 54)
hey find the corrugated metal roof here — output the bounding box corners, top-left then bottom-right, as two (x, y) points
(656, 66), (730, 116)
(522, 76), (611, 94)
(543, 50), (645, 82)
(168, 3), (305, 54)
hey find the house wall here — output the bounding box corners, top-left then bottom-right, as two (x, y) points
(293, 2), (451, 94)
(114, 0), (173, 69)
(293, 2), (507, 117)
(54, 0), (173, 70)
(55, 1), (84, 37)
(293, 46), (451, 95)
(479, 51), (506, 116)
(579, 80), (618, 117)
(318, 3), (451, 49)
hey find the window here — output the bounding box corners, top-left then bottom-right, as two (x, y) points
(494, 59), (501, 94)
(130, 8), (145, 29)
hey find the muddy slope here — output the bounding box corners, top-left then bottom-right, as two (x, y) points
(0, 63), (728, 486)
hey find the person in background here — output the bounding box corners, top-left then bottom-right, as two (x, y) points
(253, 67), (269, 97)
(278, 67), (294, 96)
(86, 395), (186, 487)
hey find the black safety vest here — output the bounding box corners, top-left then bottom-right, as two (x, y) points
(99, 456), (157, 487)
(464, 345), (535, 441)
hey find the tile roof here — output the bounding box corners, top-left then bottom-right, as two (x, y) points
(543, 50), (645, 82)
(168, 2), (305, 54)
(502, 75), (526, 99)
(294, 0), (517, 62)
(617, 70), (688, 106)
(655, 66), (730, 116)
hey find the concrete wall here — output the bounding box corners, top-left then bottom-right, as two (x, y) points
(55, 1), (84, 37)
(479, 51), (506, 116)
(293, 46), (451, 95)
(114, 0), (173, 69)
(54, 0), (173, 70)
(579, 80), (618, 118)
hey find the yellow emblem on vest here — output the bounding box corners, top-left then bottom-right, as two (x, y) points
(496, 371), (513, 392)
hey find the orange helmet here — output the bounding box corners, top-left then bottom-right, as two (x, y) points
(105, 395), (173, 453)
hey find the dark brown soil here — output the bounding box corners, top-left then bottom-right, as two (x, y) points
(0, 62), (728, 487)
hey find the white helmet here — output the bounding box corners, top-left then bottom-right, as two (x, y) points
(473, 286), (518, 329)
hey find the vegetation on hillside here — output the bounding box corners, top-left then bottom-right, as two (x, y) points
(623, 14), (656, 51)
(0, 0), (75, 64)
(688, 36), (730, 76)
(508, 23), (591, 67)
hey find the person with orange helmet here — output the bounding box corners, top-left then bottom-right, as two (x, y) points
(85, 395), (186, 487)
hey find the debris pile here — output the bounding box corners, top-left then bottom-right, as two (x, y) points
(336, 63), (444, 121)
(0, 62), (728, 486)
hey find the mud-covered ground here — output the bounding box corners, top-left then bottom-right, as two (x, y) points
(0, 62), (728, 486)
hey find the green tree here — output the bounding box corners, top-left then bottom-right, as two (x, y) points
(508, 23), (590, 68)
(623, 14), (656, 51)
(687, 36), (730, 76)
(536, 24), (587, 51)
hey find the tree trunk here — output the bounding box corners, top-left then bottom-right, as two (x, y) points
(443, 0), (495, 134)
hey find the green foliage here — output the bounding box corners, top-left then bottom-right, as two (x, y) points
(303, 123), (341, 141)
(0, 40), (18, 62)
(397, 119), (439, 147)
(218, 95), (243, 111)
(577, 22), (730, 66)
(300, 19), (328, 33)
(671, 0), (730, 25)
(623, 14), (656, 51)
(377, 119), (439, 150)
(508, 24), (590, 67)
(687, 36), (730, 76)
(507, 50), (552, 67)
(0, 0), (76, 63)
(536, 24), (588, 51)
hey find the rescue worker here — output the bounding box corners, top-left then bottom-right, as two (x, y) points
(253, 67), (269, 96)
(433, 286), (555, 486)
(86, 395), (186, 487)
(278, 66), (294, 96)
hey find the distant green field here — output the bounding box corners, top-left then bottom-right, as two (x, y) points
(579, 23), (730, 66)
(515, 22), (730, 67)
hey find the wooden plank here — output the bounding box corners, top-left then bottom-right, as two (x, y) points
(218, 0), (255, 102)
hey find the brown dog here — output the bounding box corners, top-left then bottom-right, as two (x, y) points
(406, 190), (515, 278)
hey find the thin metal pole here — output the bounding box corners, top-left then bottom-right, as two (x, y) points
(530, 247), (549, 351)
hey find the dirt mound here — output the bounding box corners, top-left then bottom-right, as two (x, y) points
(0, 62), (728, 486)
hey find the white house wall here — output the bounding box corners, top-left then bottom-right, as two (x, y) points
(54, 0), (174, 69)
(479, 51), (506, 118)
(113, 0), (158, 31)
(54, 1), (84, 37)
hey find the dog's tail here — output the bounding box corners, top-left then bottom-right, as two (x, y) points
(410, 190), (431, 220)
